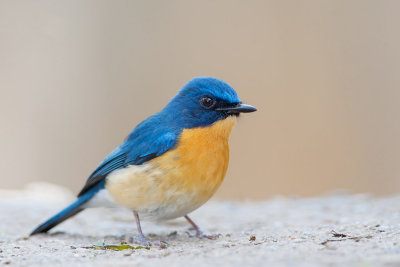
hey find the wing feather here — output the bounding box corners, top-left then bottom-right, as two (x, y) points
(77, 126), (178, 197)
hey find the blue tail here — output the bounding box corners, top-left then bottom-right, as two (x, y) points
(30, 181), (104, 235)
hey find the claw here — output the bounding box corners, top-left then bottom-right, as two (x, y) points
(199, 233), (220, 240)
(184, 215), (220, 240)
(186, 230), (220, 240)
(130, 235), (168, 247)
(131, 235), (152, 246)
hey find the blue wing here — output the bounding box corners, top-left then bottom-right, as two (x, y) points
(31, 114), (180, 235)
(77, 114), (179, 197)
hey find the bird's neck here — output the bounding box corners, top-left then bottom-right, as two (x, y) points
(180, 116), (237, 140)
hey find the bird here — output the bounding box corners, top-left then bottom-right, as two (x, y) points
(30, 77), (256, 245)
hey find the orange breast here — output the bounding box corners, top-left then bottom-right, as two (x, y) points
(106, 116), (237, 220)
(154, 116), (237, 201)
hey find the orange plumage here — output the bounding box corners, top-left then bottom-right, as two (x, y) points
(106, 116), (237, 220)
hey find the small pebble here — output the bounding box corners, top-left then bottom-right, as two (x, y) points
(159, 242), (168, 249)
(168, 231), (177, 237)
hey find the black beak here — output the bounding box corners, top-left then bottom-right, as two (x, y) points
(215, 103), (257, 114)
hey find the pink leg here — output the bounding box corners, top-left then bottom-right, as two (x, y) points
(133, 211), (152, 246)
(184, 215), (219, 240)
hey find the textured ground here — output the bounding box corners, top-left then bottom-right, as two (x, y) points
(1, 183), (400, 266)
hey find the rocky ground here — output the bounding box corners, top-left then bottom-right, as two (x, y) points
(1, 183), (400, 266)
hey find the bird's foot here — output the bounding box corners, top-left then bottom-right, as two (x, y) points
(130, 235), (168, 247)
(183, 215), (219, 240)
(131, 234), (152, 246)
(186, 230), (220, 240)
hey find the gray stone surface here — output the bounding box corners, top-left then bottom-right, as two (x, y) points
(1, 183), (400, 266)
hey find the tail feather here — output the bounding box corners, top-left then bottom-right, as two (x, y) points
(30, 199), (85, 235)
(30, 183), (103, 235)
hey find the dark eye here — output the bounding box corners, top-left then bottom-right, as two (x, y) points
(199, 96), (215, 108)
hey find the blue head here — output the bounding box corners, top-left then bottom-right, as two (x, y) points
(162, 77), (256, 129)
(123, 77), (256, 163)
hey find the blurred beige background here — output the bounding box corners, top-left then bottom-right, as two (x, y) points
(0, 0), (399, 199)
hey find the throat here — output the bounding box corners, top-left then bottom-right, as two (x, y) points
(192, 116), (237, 139)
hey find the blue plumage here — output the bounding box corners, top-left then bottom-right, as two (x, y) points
(30, 180), (105, 235)
(30, 77), (254, 237)
(79, 77), (240, 196)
